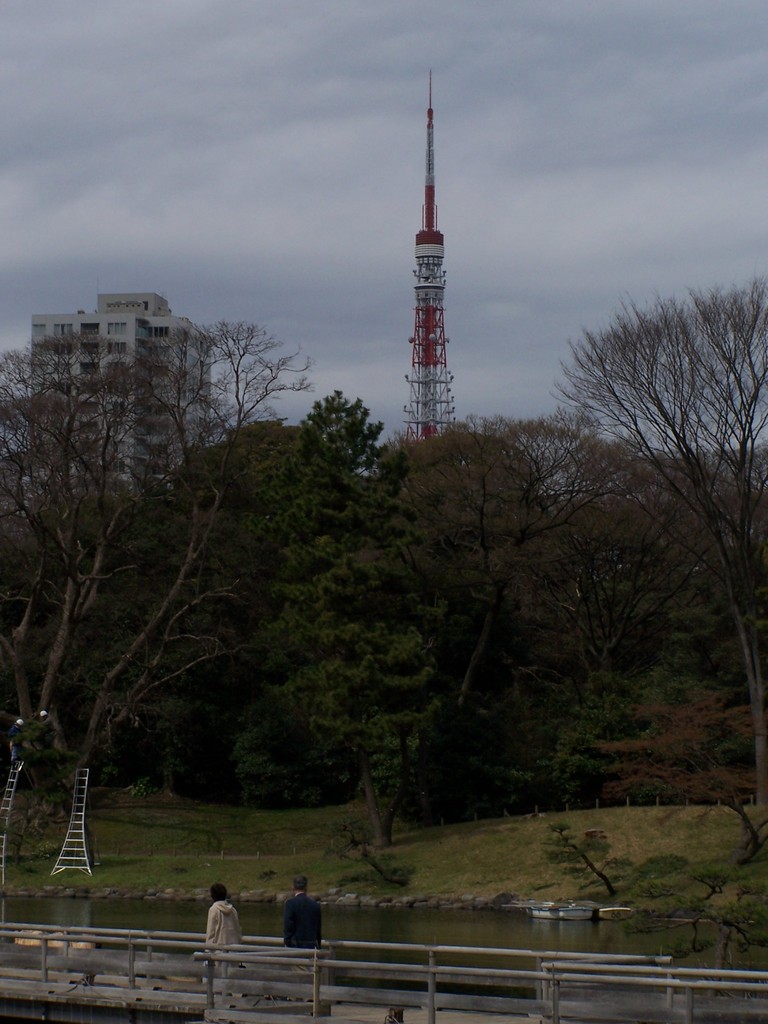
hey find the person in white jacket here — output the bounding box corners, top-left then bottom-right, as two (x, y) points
(206, 883), (242, 948)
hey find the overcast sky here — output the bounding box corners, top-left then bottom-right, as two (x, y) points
(3, 1), (768, 436)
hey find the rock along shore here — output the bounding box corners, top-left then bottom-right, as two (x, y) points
(2, 885), (521, 912)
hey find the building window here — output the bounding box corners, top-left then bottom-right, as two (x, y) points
(53, 323), (73, 335)
(107, 341), (127, 355)
(107, 322), (127, 335)
(80, 322), (100, 334)
(152, 326), (169, 338)
(32, 323), (47, 338)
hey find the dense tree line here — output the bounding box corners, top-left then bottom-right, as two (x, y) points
(3, 281), (768, 848)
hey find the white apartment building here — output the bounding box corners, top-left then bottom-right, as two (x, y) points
(31, 292), (208, 475)
(32, 292), (189, 360)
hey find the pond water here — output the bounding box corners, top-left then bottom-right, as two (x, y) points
(0, 895), (720, 964)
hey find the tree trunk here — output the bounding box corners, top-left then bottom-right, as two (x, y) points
(380, 728), (412, 847)
(579, 851), (617, 897)
(728, 803), (767, 865)
(731, 607), (768, 805)
(415, 729), (434, 828)
(714, 924), (732, 970)
(358, 746), (387, 848)
(459, 583), (505, 705)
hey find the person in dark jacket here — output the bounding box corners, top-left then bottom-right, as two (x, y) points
(283, 874), (322, 949)
(7, 718), (23, 767)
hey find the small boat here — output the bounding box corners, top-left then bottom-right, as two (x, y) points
(598, 906), (634, 920)
(527, 901), (595, 921)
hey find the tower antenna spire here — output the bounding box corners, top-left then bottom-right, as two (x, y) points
(404, 74), (455, 440)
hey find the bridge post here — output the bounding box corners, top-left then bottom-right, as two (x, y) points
(325, 941), (336, 988)
(427, 949), (436, 1024)
(550, 975), (560, 1024)
(684, 986), (694, 1024)
(312, 949), (320, 1017)
(535, 956), (545, 1000)
(204, 957), (215, 1009)
(665, 964), (675, 1008)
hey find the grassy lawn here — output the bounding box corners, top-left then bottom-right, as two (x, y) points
(4, 789), (758, 906)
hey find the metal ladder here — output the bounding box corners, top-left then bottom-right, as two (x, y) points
(51, 768), (92, 875)
(0, 761), (24, 885)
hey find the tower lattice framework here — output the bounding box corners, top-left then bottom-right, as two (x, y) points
(405, 75), (455, 440)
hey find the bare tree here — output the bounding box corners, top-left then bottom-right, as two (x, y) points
(532, 453), (706, 689)
(559, 278), (768, 803)
(0, 324), (310, 765)
(402, 412), (609, 703)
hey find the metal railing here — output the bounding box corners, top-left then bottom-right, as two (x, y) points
(0, 921), (766, 1022)
(541, 958), (768, 1024)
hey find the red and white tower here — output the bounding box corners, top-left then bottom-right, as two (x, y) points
(405, 75), (454, 440)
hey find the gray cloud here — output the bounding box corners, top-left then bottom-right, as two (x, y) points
(3, 0), (768, 434)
